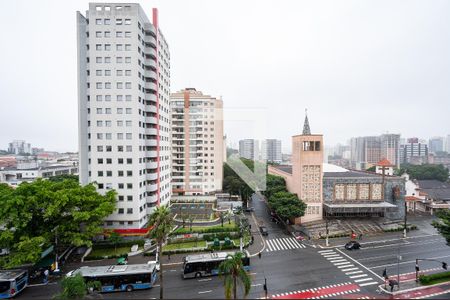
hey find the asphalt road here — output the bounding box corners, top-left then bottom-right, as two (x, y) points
(17, 193), (450, 299)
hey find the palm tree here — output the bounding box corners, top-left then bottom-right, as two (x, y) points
(148, 205), (173, 300)
(188, 215), (194, 231)
(219, 211), (225, 227)
(181, 214), (188, 228)
(226, 210), (233, 224)
(218, 252), (251, 300)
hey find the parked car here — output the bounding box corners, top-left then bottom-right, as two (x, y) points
(259, 226), (268, 236)
(345, 241), (361, 250)
(244, 207), (255, 212)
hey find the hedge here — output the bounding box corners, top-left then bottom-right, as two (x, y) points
(84, 254), (124, 261)
(93, 239), (145, 249)
(419, 271), (450, 285)
(173, 226), (239, 235)
(383, 225), (418, 233)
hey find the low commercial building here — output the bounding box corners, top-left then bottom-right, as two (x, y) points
(0, 165), (79, 186)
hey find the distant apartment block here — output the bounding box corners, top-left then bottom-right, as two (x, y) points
(170, 88), (224, 195)
(400, 138), (428, 165)
(261, 139), (282, 164)
(429, 137), (444, 154)
(239, 139), (259, 160)
(350, 134), (400, 169)
(8, 140), (31, 155)
(77, 3), (171, 229)
(0, 164), (79, 187)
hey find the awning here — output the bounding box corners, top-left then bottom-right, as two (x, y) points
(324, 201), (398, 213)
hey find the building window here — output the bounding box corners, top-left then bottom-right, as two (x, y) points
(125, 44), (131, 51)
(105, 70), (111, 76)
(96, 108), (102, 114)
(105, 108), (111, 114)
(118, 208), (124, 214)
(105, 120), (111, 127)
(117, 120), (123, 127)
(116, 19), (123, 25)
(105, 82), (111, 89)
(125, 57), (131, 63)
(104, 31), (111, 37)
(126, 108), (132, 114)
(125, 70), (131, 76)
(125, 31), (131, 37)
(104, 57), (111, 63)
(127, 208), (133, 214)
(98, 171), (103, 177)
(105, 95), (111, 101)
(96, 31), (102, 37)
(96, 44), (102, 51)
(96, 95), (102, 101)
(96, 57), (102, 63)
(117, 82), (123, 89)
(96, 19), (102, 25)
(126, 95), (132, 101)
(116, 31), (123, 37)
(117, 95), (123, 101)
(104, 19), (111, 25)
(117, 44), (123, 51)
(117, 108), (123, 114)
(117, 133), (123, 139)
(125, 82), (131, 89)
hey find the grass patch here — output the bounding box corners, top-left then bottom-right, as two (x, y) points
(173, 222), (238, 234)
(163, 241), (206, 251)
(88, 246), (131, 258)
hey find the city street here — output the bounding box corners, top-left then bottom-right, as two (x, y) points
(17, 194), (450, 299)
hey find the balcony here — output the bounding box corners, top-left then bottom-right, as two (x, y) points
(144, 47), (157, 57)
(144, 70), (157, 79)
(147, 161), (158, 169)
(145, 81), (157, 90)
(144, 94), (156, 103)
(144, 58), (156, 68)
(146, 184), (158, 192)
(147, 116), (158, 124)
(145, 128), (157, 135)
(145, 139), (158, 147)
(146, 173), (158, 181)
(143, 33), (157, 45)
(147, 150), (158, 157)
(147, 194), (158, 203)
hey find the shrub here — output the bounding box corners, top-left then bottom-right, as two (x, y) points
(54, 273), (87, 300)
(93, 239), (145, 249)
(419, 271), (450, 285)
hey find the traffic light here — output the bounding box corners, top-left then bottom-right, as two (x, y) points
(443, 262), (448, 270)
(415, 264), (420, 272)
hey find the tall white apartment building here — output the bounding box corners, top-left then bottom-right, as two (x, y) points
(239, 139), (259, 160)
(8, 140), (31, 155)
(77, 3), (171, 229)
(170, 89), (224, 195)
(261, 139), (282, 164)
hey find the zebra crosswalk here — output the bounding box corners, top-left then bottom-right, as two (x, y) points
(265, 237), (306, 252)
(318, 249), (379, 287)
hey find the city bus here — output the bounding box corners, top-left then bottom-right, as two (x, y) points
(67, 262), (157, 293)
(182, 251), (250, 279)
(0, 269), (28, 299)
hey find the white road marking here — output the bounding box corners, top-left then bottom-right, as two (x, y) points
(318, 250), (334, 253)
(252, 283), (262, 287)
(334, 261), (351, 266)
(328, 258), (346, 262)
(198, 278), (212, 282)
(336, 248), (384, 281)
(354, 277), (373, 283)
(350, 274), (368, 279)
(359, 281), (379, 287)
(198, 290), (212, 294)
(337, 264), (355, 269)
(342, 267), (359, 272)
(369, 254), (450, 269)
(346, 270), (363, 275)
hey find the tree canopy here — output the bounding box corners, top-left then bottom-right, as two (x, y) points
(0, 178), (116, 268)
(268, 191), (307, 221)
(397, 164), (449, 182)
(223, 158), (257, 200)
(432, 210), (450, 246)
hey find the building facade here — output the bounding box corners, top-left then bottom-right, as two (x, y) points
(8, 140), (31, 155)
(349, 134), (400, 170)
(239, 139), (259, 160)
(170, 88), (224, 195)
(261, 139), (282, 164)
(399, 138), (428, 165)
(429, 137), (444, 154)
(77, 3), (171, 229)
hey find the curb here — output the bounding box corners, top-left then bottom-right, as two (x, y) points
(248, 212), (266, 258)
(378, 280), (450, 295)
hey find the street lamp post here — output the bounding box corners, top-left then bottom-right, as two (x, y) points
(325, 215), (329, 247)
(403, 201), (407, 238)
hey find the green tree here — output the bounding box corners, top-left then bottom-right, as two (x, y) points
(188, 215), (194, 231)
(148, 205), (173, 300)
(226, 210), (233, 224)
(54, 273), (87, 300)
(397, 164), (449, 182)
(0, 179), (116, 268)
(181, 214), (188, 228)
(108, 232), (123, 255)
(48, 174), (79, 182)
(432, 210), (450, 245)
(219, 211), (225, 227)
(218, 252), (251, 299)
(268, 191), (307, 222)
(366, 166), (376, 172)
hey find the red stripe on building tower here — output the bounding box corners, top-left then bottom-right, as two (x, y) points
(152, 8), (161, 205)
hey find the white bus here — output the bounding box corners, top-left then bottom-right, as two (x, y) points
(67, 263), (157, 293)
(0, 269), (28, 299)
(182, 251), (250, 279)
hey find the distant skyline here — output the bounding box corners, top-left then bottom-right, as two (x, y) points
(1, 0), (450, 153)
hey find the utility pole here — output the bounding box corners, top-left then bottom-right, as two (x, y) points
(325, 216), (329, 247)
(54, 226), (60, 273)
(403, 201), (407, 238)
(397, 234), (401, 289)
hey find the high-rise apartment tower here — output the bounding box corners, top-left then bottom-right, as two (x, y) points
(77, 3), (171, 229)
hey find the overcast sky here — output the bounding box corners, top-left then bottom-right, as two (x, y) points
(1, 0), (449, 153)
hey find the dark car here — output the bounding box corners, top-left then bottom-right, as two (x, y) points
(259, 226), (268, 236)
(345, 241), (361, 250)
(244, 207), (255, 212)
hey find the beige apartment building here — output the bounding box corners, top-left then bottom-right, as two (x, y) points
(170, 88), (224, 195)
